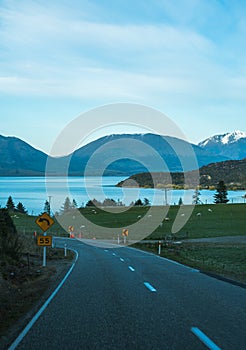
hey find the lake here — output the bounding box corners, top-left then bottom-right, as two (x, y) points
(0, 176), (245, 215)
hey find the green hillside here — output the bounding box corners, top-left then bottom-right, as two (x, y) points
(116, 158), (246, 190)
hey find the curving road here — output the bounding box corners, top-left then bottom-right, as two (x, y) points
(9, 238), (246, 350)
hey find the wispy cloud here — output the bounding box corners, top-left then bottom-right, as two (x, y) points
(0, 1), (245, 117)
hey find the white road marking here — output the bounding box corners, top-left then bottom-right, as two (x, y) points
(128, 266), (135, 272)
(8, 248), (79, 350)
(144, 282), (157, 292)
(191, 327), (221, 350)
(120, 258), (124, 262)
(104, 249), (108, 252)
(112, 253), (116, 256)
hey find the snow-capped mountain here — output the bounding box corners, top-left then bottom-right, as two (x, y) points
(198, 131), (246, 160)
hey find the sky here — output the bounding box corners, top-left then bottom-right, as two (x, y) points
(0, 0), (246, 154)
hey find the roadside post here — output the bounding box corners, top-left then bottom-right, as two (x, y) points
(158, 240), (162, 255)
(122, 228), (128, 245)
(43, 232), (47, 266)
(64, 243), (67, 257)
(35, 212), (54, 267)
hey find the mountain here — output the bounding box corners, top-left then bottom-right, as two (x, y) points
(198, 131), (246, 160)
(116, 158), (246, 190)
(0, 135), (47, 176)
(0, 132), (237, 176)
(65, 133), (230, 176)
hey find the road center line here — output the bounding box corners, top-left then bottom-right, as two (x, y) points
(191, 327), (221, 350)
(112, 253), (116, 256)
(144, 282), (157, 292)
(120, 258), (124, 262)
(128, 266), (135, 272)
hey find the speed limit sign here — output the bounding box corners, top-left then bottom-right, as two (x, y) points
(37, 236), (52, 246)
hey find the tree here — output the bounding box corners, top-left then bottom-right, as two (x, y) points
(134, 199), (143, 206)
(85, 199), (102, 207)
(43, 200), (51, 215)
(143, 198), (150, 206)
(178, 197), (183, 206)
(0, 209), (22, 260)
(214, 181), (229, 204)
(102, 198), (117, 206)
(192, 188), (201, 205)
(72, 199), (77, 209)
(60, 197), (73, 213)
(6, 196), (15, 211)
(16, 202), (28, 214)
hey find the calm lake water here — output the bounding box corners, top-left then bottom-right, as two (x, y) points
(0, 176), (245, 215)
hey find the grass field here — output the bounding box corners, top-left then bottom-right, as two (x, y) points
(12, 203), (246, 240)
(10, 203), (245, 285)
(133, 241), (246, 284)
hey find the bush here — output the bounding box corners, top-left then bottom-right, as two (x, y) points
(0, 209), (22, 261)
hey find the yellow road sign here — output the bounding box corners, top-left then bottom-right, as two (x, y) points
(35, 212), (54, 232)
(37, 235), (52, 246)
(122, 228), (128, 236)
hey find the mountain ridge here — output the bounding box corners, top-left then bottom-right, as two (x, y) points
(198, 130), (246, 160)
(0, 131), (245, 176)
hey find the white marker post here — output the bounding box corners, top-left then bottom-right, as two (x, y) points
(158, 240), (161, 255)
(43, 232), (47, 267)
(64, 243), (67, 257)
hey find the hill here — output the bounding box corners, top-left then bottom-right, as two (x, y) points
(116, 158), (246, 190)
(0, 135), (47, 176)
(0, 132), (242, 176)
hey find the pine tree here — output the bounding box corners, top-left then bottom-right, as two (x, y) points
(214, 181), (229, 204)
(6, 196), (15, 211)
(134, 199), (143, 206)
(192, 188), (201, 205)
(60, 197), (72, 213)
(0, 208), (22, 260)
(16, 202), (28, 214)
(143, 198), (150, 206)
(43, 200), (51, 215)
(178, 197), (183, 206)
(102, 198), (117, 206)
(72, 199), (77, 208)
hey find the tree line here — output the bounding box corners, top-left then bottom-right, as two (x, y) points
(2, 180), (233, 218)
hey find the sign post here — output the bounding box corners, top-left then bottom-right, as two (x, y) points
(35, 212), (54, 267)
(122, 228), (129, 245)
(43, 232), (47, 267)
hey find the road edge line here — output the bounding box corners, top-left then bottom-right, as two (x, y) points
(8, 248), (79, 350)
(128, 246), (199, 272)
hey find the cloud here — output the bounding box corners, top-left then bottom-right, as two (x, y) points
(0, 0), (245, 106)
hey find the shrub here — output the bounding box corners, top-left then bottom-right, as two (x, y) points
(0, 209), (22, 261)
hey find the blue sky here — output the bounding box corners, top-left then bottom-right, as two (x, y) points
(0, 0), (245, 154)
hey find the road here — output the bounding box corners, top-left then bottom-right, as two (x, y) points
(10, 238), (246, 350)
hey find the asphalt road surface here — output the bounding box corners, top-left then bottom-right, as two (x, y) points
(10, 238), (246, 350)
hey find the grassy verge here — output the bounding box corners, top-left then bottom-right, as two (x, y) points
(132, 241), (246, 285)
(0, 232), (74, 349)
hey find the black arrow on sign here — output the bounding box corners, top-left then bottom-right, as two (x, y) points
(38, 217), (50, 226)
